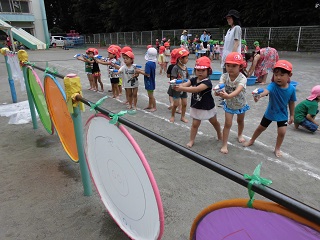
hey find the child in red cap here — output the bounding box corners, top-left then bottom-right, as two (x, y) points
(294, 85), (320, 132)
(244, 60), (297, 157)
(174, 56), (222, 148)
(216, 52), (250, 154)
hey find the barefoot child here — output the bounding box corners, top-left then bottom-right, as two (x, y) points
(294, 85), (320, 132)
(170, 48), (190, 123)
(136, 47), (157, 112)
(243, 60), (297, 157)
(118, 51), (139, 109)
(96, 46), (120, 98)
(216, 52), (250, 154)
(174, 56), (222, 147)
(76, 48), (94, 90)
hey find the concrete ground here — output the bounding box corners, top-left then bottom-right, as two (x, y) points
(0, 47), (319, 239)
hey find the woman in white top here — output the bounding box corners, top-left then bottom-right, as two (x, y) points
(221, 9), (242, 73)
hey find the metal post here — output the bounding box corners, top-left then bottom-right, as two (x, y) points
(116, 32), (119, 45)
(268, 28), (272, 47)
(296, 27), (302, 52)
(132, 32), (134, 45)
(71, 106), (92, 196)
(3, 52), (17, 103)
(22, 66), (38, 129)
(151, 31), (152, 45)
(141, 32), (142, 46)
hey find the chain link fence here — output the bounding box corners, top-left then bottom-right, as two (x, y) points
(83, 26), (320, 52)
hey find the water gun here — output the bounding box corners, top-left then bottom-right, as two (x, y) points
(252, 88), (264, 97)
(94, 55), (106, 61)
(73, 53), (81, 58)
(109, 69), (118, 73)
(168, 79), (188, 86)
(133, 64), (142, 69)
(212, 83), (225, 93)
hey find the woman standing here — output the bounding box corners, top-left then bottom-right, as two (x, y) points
(221, 9), (242, 73)
(245, 47), (279, 85)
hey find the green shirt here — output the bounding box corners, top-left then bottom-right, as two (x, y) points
(294, 99), (318, 123)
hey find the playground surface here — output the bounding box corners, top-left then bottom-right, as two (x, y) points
(0, 47), (319, 239)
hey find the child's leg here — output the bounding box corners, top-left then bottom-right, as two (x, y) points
(243, 124), (267, 147)
(87, 74), (93, 90)
(170, 98), (179, 122)
(148, 91), (156, 111)
(111, 83), (118, 98)
(237, 113), (246, 143)
(93, 76), (98, 91)
(208, 116), (222, 140)
(180, 97), (188, 123)
(97, 75), (104, 91)
(126, 88), (132, 108)
(221, 112), (234, 154)
(187, 118), (201, 148)
(259, 74), (268, 85)
(132, 87), (138, 109)
(274, 126), (287, 157)
(118, 79), (122, 95)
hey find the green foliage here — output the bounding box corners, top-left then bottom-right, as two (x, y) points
(45, 0), (320, 34)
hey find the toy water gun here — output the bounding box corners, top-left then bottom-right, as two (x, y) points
(213, 83), (225, 93)
(252, 88), (264, 97)
(133, 64), (142, 69)
(109, 69), (118, 73)
(73, 54), (81, 58)
(94, 55), (106, 61)
(168, 79), (188, 86)
(74, 53), (89, 59)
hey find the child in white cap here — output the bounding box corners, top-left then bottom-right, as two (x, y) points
(294, 85), (320, 132)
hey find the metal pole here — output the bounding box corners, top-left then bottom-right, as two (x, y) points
(132, 32), (134, 45)
(296, 27), (302, 52)
(268, 28), (271, 47)
(141, 32), (142, 46)
(22, 66), (38, 129)
(75, 95), (320, 224)
(151, 31), (152, 45)
(71, 105), (92, 196)
(3, 53), (17, 103)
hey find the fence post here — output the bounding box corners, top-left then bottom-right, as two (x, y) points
(151, 31), (152, 45)
(1, 48), (17, 103)
(141, 32), (142, 46)
(268, 28), (272, 47)
(296, 27), (302, 52)
(174, 30), (176, 46)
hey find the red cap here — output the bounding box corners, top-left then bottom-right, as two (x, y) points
(175, 48), (189, 59)
(273, 60), (292, 72)
(159, 46), (165, 54)
(108, 47), (118, 55)
(164, 42), (170, 47)
(225, 52), (243, 65)
(123, 51), (134, 59)
(120, 46), (132, 54)
(195, 56), (211, 69)
(147, 45), (152, 49)
(170, 48), (179, 64)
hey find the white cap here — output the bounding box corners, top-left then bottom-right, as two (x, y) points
(145, 47), (157, 62)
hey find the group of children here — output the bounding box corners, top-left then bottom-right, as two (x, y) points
(76, 46), (158, 111)
(76, 45), (320, 158)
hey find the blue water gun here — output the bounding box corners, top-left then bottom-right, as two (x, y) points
(133, 64), (142, 69)
(169, 79), (188, 86)
(213, 83), (225, 93)
(94, 55), (106, 61)
(73, 53), (81, 58)
(109, 69), (118, 73)
(252, 88), (264, 97)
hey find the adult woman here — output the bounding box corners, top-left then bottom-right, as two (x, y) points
(245, 47), (279, 85)
(180, 30), (188, 49)
(221, 9), (242, 73)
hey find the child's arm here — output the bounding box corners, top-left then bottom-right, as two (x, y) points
(306, 114), (319, 126)
(219, 85), (244, 99)
(174, 80), (205, 93)
(247, 54), (260, 77)
(135, 68), (149, 77)
(288, 101), (295, 124)
(253, 89), (270, 102)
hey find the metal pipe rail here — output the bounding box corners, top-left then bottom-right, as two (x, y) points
(29, 64), (320, 224)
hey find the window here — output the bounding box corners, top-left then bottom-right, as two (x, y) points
(0, 0), (30, 13)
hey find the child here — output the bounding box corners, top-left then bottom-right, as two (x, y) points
(164, 42), (171, 73)
(76, 48), (94, 90)
(254, 41), (260, 52)
(136, 47), (157, 112)
(170, 48), (189, 123)
(294, 85), (320, 132)
(173, 56), (222, 148)
(243, 60), (297, 157)
(216, 52), (250, 154)
(118, 51), (139, 109)
(120, 46), (133, 102)
(88, 48), (103, 92)
(158, 46), (166, 75)
(166, 48), (179, 111)
(96, 47), (120, 98)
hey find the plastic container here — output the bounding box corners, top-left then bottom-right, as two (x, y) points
(247, 76), (257, 86)
(209, 71), (222, 81)
(187, 67), (193, 76)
